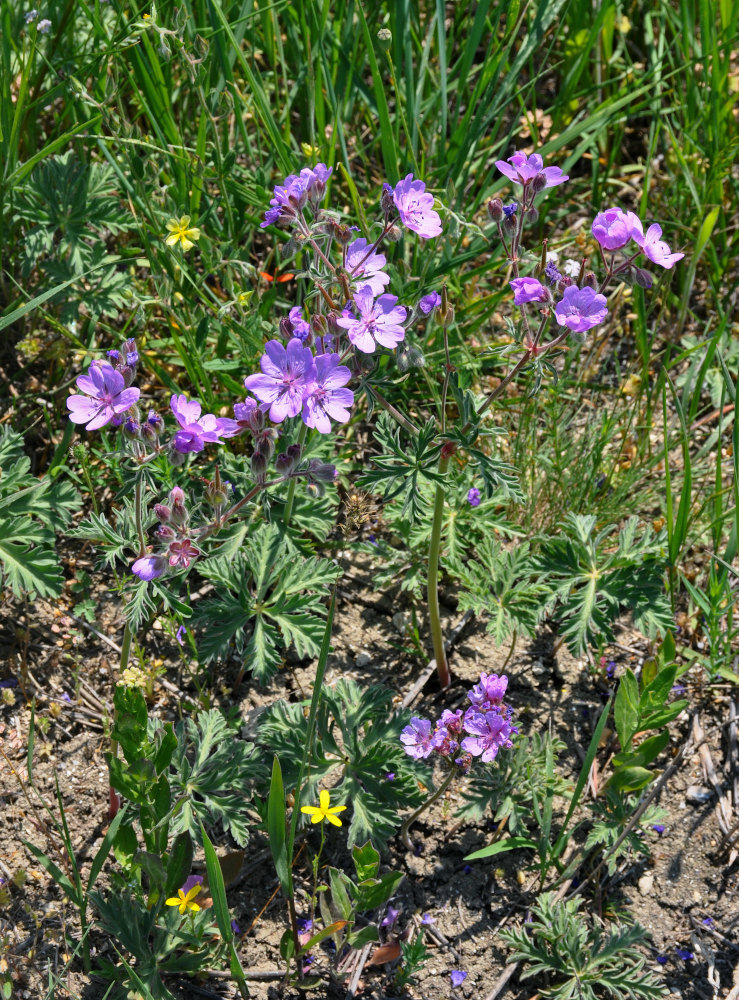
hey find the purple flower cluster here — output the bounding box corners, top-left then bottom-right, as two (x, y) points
(244, 338), (354, 433)
(495, 150), (569, 190)
(592, 207), (684, 268)
(400, 672), (516, 765)
(387, 174), (443, 239)
(132, 486), (201, 581)
(261, 163), (333, 228)
(66, 339), (140, 431)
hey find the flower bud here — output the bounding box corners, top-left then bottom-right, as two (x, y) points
(256, 427), (278, 461)
(123, 417), (140, 439)
(438, 286), (454, 329)
(275, 453), (292, 475)
(311, 313), (328, 339)
(526, 206), (539, 223)
(633, 266), (653, 289)
(251, 450), (268, 483)
(169, 488), (188, 526)
(168, 443), (186, 467)
(376, 27), (392, 51)
(306, 459), (336, 483)
(556, 276), (573, 295)
(532, 172), (547, 193)
(385, 224), (403, 242)
(154, 503), (172, 523)
(147, 409), (163, 434)
(156, 524), (176, 540)
(381, 183), (395, 216)
(487, 198), (504, 222)
(306, 482), (325, 498)
(123, 339), (139, 367)
(286, 443), (303, 464)
(582, 271), (597, 289)
(118, 365), (136, 388)
(503, 213), (517, 233)
(279, 316), (292, 340)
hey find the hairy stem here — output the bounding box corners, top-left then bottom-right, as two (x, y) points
(427, 453), (451, 689)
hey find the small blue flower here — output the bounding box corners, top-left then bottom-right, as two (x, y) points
(231, 919), (241, 934)
(25, 9), (38, 22)
(652, 824), (665, 834)
(421, 912), (435, 925)
(702, 917), (714, 927)
(37, 17), (51, 32)
(386, 772), (395, 782)
(502, 202), (518, 218)
(675, 948), (693, 961)
(656, 954), (668, 965)
(467, 487), (481, 507)
(381, 906), (400, 928)
(450, 970), (468, 987)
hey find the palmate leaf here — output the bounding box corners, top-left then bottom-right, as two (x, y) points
(0, 531), (64, 598)
(358, 414), (444, 523)
(195, 523), (339, 682)
(168, 710), (264, 847)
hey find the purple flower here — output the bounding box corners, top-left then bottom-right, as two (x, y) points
(510, 277), (547, 305)
(218, 397), (266, 439)
(167, 539), (201, 569)
(468, 672), (508, 708)
(702, 917), (714, 927)
(381, 906), (400, 928)
(336, 286), (406, 353)
(296, 917), (313, 935)
(652, 824), (665, 834)
(400, 717), (435, 759)
(675, 948), (694, 961)
(231, 919), (241, 934)
(554, 285), (608, 332)
(392, 174), (442, 239)
(450, 970), (468, 987)
(66, 362), (140, 431)
(25, 9), (38, 22)
(301, 353), (354, 433)
(345, 238), (390, 295)
(386, 772), (395, 782)
(495, 150), (568, 189)
(244, 338), (316, 422)
(176, 625), (187, 646)
(461, 710), (515, 762)
(656, 954), (668, 965)
(421, 913), (435, 925)
(288, 306), (312, 342)
(634, 222), (685, 269)
(545, 260), (562, 284)
(467, 487), (482, 507)
(132, 554), (168, 581)
(503, 201), (518, 217)
(37, 18), (51, 32)
(591, 208), (642, 250)
(260, 173), (308, 228)
(419, 290), (441, 315)
(170, 394), (231, 453)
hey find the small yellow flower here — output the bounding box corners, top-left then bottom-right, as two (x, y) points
(301, 789), (347, 827)
(165, 884), (202, 915)
(165, 215), (201, 251)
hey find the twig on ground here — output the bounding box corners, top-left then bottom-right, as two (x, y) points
(693, 712), (732, 835)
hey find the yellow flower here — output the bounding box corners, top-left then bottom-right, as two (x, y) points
(165, 215), (201, 251)
(165, 884), (201, 915)
(301, 789), (347, 827)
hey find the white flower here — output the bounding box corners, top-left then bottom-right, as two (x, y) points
(563, 259), (581, 277)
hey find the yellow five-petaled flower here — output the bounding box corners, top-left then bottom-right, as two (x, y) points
(301, 789), (347, 827)
(165, 884), (201, 915)
(165, 215), (201, 251)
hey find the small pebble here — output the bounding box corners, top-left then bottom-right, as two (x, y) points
(638, 874), (654, 896)
(355, 651), (372, 667)
(686, 785), (713, 805)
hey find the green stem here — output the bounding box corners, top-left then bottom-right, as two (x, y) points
(427, 453), (451, 689)
(283, 422), (308, 527)
(400, 764), (457, 850)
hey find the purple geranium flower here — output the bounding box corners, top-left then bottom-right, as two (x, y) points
(336, 285), (406, 353)
(392, 174), (442, 239)
(288, 306), (312, 342)
(170, 394), (231, 453)
(495, 150), (568, 189)
(345, 238), (390, 295)
(554, 285), (608, 332)
(461, 710), (514, 762)
(467, 487), (481, 507)
(510, 277), (547, 305)
(591, 207), (642, 250)
(66, 362), (140, 431)
(132, 554), (167, 581)
(468, 672), (508, 708)
(400, 717), (435, 759)
(301, 353), (354, 433)
(450, 970), (468, 987)
(244, 338), (316, 422)
(419, 290), (441, 315)
(634, 222), (685, 269)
